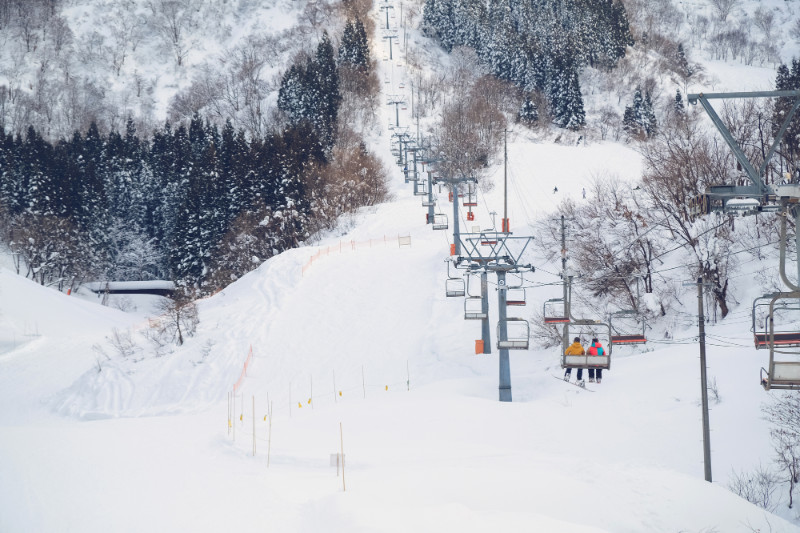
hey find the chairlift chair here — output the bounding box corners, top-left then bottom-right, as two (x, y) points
(561, 320), (612, 371)
(479, 231), (499, 246)
(752, 294), (800, 349)
(505, 275), (526, 306)
(422, 198), (435, 207)
(431, 213), (448, 230)
(506, 288), (526, 306)
(543, 298), (569, 324)
(414, 181), (429, 196)
(464, 297), (487, 320)
(445, 277), (465, 297)
(463, 183), (477, 207)
(609, 310), (647, 345)
(497, 318), (530, 350)
(464, 274), (487, 320)
(758, 292), (800, 390)
(444, 260), (466, 298)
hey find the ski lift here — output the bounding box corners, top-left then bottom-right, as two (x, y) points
(609, 310), (647, 345)
(464, 297), (487, 320)
(466, 211), (475, 221)
(505, 275), (526, 306)
(431, 213), (448, 230)
(444, 261), (465, 297)
(543, 298), (569, 324)
(752, 294), (800, 349)
(414, 180), (429, 196)
(561, 320), (612, 370)
(562, 344), (610, 371)
(479, 231), (499, 246)
(464, 275), (487, 320)
(399, 82), (405, 89)
(497, 318), (529, 350)
(506, 288), (526, 306)
(445, 277), (465, 297)
(463, 182), (477, 207)
(448, 191), (464, 202)
(421, 197), (435, 207)
(757, 292), (800, 390)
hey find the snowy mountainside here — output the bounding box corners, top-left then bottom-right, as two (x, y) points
(4, 0), (800, 531)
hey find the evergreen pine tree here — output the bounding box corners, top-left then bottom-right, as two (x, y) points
(313, 31), (341, 150)
(278, 33), (341, 151)
(642, 90), (657, 136)
(773, 61), (800, 164)
(339, 18), (371, 72)
(674, 89), (685, 114)
(622, 104), (638, 135)
(548, 57), (585, 130)
(517, 95), (539, 125)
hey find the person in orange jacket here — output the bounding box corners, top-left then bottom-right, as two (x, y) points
(563, 337), (585, 384)
(587, 337), (605, 384)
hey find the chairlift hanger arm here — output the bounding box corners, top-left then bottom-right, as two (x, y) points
(688, 89), (800, 196)
(689, 94), (765, 192)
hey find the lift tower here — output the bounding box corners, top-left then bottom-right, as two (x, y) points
(453, 232), (534, 402)
(379, 0), (394, 30)
(433, 174), (478, 256)
(386, 95), (406, 128)
(383, 31), (399, 60)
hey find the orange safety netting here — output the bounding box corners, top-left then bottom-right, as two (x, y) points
(301, 234), (411, 276)
(233, 345), (254, 393)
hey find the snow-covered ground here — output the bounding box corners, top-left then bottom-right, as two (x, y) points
(3, 0), (800, 531)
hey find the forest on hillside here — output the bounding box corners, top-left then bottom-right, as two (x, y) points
(2, 0), (800, 322)
(0, 0), (389, 294)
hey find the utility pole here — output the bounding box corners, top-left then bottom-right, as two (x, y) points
(697, 277), (712, 483)
(503, 130), (509, 233)
(561, 214), (570, 353)
(684, 277), (712, 482)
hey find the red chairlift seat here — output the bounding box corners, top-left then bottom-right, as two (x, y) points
(610, 334), (647, 344)
(754, 333), (800, 348)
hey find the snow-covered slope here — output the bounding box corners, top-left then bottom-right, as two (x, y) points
(3, 0), (800, 532)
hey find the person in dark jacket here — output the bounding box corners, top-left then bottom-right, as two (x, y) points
(587, 337), (605, 383)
